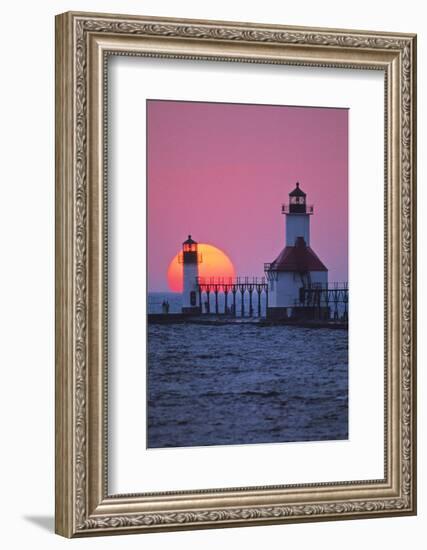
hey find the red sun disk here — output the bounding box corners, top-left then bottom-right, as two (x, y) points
(167, 244), (236, 292)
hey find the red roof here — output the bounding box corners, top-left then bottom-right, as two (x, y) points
(269, 238), (327, 272)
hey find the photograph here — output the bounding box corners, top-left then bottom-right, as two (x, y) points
(53, 9), (417, 539)
(147, 99), (349, 448)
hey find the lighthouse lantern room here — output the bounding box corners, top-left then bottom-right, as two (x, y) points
(265, 183), (328, 320)
(283, 181), (313, 246)
(180, 235), (202, 314)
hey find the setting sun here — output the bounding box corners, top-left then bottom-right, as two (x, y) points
(167, 244), (236, 292)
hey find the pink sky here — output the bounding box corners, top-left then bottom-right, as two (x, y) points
(147, 100), (348, 292)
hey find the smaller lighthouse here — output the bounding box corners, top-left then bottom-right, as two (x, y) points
(180, 235), (202, 314)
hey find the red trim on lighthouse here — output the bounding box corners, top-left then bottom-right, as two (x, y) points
(269, 237), (327, 272)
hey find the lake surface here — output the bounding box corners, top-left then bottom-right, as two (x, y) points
(147, 319), (348, 448)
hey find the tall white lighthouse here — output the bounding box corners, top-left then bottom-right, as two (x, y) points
(180, 235), (202, 314)
(265, 183), (328, 319)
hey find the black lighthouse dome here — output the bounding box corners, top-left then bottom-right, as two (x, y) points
(289, 182), (307, 213)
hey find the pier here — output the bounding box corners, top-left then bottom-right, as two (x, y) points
(148, 279), (348, 328)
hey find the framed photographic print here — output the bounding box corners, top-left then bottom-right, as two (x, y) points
(55, 11), (417, 537)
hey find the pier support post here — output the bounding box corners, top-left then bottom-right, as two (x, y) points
(249, 288), (253, 317)
(224, 289), (229, 315)
(325, 292), (330, 321)
(215, 290), (219, 315)
(334, 297), (339, 320)
(343, 294), (348, 321)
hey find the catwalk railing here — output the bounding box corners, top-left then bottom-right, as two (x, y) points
(194, 278), (348, 320)
(298, 282), (349, 320)
(196, 276), (268, 317)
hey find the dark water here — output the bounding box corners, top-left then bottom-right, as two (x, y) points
(147, 322), (348, 448)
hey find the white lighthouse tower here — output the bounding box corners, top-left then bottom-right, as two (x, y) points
(180, 235), (202, 314)
(265, 183), (328, 319)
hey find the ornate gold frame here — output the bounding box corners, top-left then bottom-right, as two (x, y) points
(55, 11), (417, 537)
